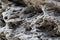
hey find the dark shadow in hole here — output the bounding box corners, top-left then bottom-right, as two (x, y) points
(0, 19), (6, 27)
(24, 8), (43, 18)
(47, 34), (60, 38)
(8, 21), (23, 29)
(26, 12), (37, 18)
(54, 8), (60, 16)
(14, 3), (27, 7)
(26, 27), (32, 31)
(4, 16), (8, 20)
(8, 0), (27, 7)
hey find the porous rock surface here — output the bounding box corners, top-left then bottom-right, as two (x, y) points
(0, 0), (60, 40)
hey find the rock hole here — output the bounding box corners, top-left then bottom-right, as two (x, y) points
(27, 12), (37, 18)
(4, 16), (8, 20)
(53, 8), (60, 16)
(0, 3), (2, 5)
(8, 21), (23, 29)
(13, 10), (16, 12)
(8, 0), (27, 7)
(26, 27), (32, 31)
(0, 19), (6, 27)
(0, 6), (2, 8)
(8, 22), (17, 29)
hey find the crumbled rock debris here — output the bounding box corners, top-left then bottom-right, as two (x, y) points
(0, 0), (60, 40)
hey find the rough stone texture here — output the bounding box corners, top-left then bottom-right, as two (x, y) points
(0, 0), (60, 40)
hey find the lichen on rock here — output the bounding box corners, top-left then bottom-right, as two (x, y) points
(0, 0), (60, 40)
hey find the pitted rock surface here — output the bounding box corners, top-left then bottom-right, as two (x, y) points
(0, 0), (60, 40)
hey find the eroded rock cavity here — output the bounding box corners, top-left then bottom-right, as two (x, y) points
(0, 0), (60, 40)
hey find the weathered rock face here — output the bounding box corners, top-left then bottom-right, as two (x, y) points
(0, 0), (60, 40)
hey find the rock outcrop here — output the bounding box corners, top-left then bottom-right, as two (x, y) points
(0, 0), (60, 40)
